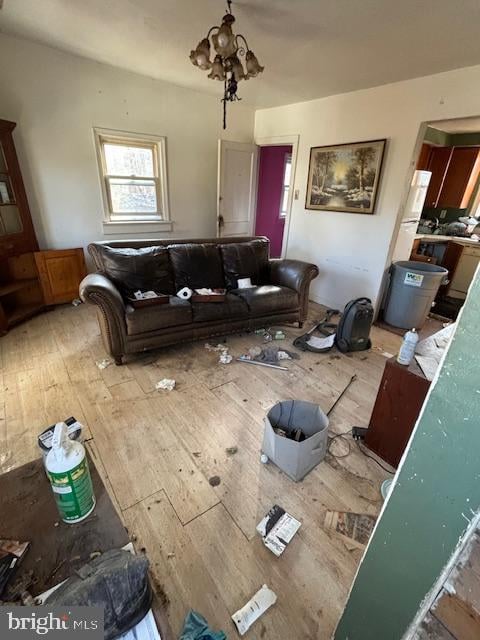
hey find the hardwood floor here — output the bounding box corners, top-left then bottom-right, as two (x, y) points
(0, 302), (400, 639)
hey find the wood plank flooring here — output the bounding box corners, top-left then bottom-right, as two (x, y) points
(0, 303), (400, 639)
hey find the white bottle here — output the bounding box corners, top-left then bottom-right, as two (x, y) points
(397, 328), (419, 366)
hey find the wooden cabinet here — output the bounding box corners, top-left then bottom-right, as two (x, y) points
(416, 143), (433, 171)
(437, 147), (480, 208)
(365, 358), (431, 468)
(0, 119), (87, 334)
(34, 249), (86, 305)
(421, 144), (480, 209)
(424, 146), (453, 208)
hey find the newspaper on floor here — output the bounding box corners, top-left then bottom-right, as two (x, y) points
(256, 505), (301, 556)
(37, 543), (161, 640)
(324, 510), (376, 550)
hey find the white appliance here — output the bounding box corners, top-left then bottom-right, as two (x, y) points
(392, 170), (432, 262)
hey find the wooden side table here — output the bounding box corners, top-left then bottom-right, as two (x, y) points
(365, 357), (431, 468)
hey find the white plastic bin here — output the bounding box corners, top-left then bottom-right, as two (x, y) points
(261, 400), (329, 482)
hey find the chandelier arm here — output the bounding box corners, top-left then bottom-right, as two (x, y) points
(235, 33), (250, 54)
(206, 25), (220, 39)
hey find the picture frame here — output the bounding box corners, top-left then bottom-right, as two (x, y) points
(305, 139), (386, 214)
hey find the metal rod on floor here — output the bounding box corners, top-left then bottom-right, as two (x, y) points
(327, 374), (357, 417)
(236, 356), (289, 371)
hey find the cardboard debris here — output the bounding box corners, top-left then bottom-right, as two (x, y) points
(256, 505), (301, 556)
(324, 510), (377, 549)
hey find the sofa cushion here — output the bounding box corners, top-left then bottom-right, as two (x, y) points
(219, 239), (270, 289)
(125, 298), (192, 335)
(191, 293), (249, 323)
(232, 285), (299, 315)
(94, 245), (175, 297)
(168, 243), (225, 290)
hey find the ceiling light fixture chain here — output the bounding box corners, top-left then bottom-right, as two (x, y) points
(189, 0), (264, 129)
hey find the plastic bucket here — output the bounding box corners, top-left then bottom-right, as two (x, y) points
(384, 260), (448, 329)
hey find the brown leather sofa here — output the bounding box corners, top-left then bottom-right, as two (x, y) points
(79, 236), (319, 364)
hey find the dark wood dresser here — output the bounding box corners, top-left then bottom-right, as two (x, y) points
(365, 357), (431, 468)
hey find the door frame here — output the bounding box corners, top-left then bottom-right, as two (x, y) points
(254, 134), (299, 258)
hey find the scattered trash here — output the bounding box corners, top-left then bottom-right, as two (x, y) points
(256, 505), (301, 556)
(53, 522), (59, 528)
(232, 584), (277, 636)
(205, 343), (227, 352)
(260, 454), (269, 464)
(254, 328), (266, 335)
(205, 342), (232, 364)
(71, 298), (82, 307)
(208, 475), (221, 487)
(155, 378), (176, 391)
(96, 358), (112, 370)
(304, 333), (335, 350)
(89, 551), (101, 560)
(0, 539), (30, 598)
(248, 345), (298, 363)
(192, 451), (201, 458)
(167, 553), (175, 560)
(225, 446), (238, 456)
(273, 330), (286, 340)
(133, 290), (157, 300)
(324, 510), (377, 549)
(180, 610), (226, 640)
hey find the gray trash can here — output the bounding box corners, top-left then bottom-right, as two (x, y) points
(384, 260), (448, 329)
(261, 400), (329, 482)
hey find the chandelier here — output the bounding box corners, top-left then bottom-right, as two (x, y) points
(189, 0), (264, 129)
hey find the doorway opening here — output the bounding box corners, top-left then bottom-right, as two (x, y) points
(254, 145), (293, 257)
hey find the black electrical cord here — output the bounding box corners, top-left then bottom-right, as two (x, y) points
(355, 440), (395, 474)
(327, 428), (395, 474)
(327, 429), (352, 459)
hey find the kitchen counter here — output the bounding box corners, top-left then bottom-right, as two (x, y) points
(415, 234), (480, 246)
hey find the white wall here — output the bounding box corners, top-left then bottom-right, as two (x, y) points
(0, 34), (254, 253)
(255, 65), (480, 309)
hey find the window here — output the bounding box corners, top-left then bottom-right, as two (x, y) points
(94, 128), (170, 229)
(279, 153), (292, 218)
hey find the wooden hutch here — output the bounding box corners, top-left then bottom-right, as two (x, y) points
(0, 119), (86, 334)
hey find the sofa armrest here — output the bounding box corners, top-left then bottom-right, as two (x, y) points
(79, 273), (127, 361)
(269, 259), (319, 323)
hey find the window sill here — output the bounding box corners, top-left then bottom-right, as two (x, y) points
(102, 219), (173, 235)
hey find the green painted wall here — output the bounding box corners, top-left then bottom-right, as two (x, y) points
(424, 126), (450, 146)
(335, 268), (480, 640)
(424, 125), (480, 147)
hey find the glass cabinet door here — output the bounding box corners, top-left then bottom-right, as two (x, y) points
(0, 140), (23, 236)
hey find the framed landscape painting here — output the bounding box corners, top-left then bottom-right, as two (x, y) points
(305, 139), (386, 214)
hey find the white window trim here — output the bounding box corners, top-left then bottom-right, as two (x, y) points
(93, 127), (172, 233)
(279, 152), (292, 219)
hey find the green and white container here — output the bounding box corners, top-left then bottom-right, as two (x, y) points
(46, 422), (96, 524)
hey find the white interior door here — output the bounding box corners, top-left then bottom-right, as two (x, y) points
(217, 140), (258, 237)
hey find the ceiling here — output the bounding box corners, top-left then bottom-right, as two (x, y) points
(430, 118), (480, 134)
(2, 0), (480, 109)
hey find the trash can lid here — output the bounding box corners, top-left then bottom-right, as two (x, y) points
(392, 260), (448, 274)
